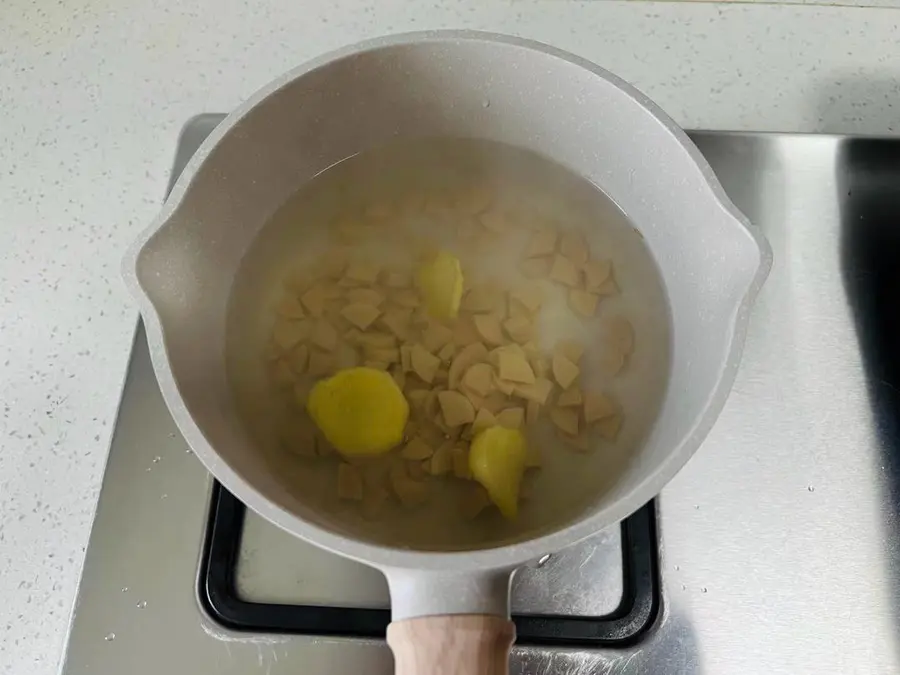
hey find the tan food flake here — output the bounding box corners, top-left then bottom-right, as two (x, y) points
(471, 408), (498, 435)
(557, 387), (583, 408)
(399, 344), (413, 373)
(502, 316), (533, 344)
(341, 303), (382, 330)
(462, 363), (494, 397)
(493, 373), (516, 396)
(560, 230), (589, 267)
(382, 268), (412, 289)
(596, 277), (619, 297)
(437, 342), (457, 363)
(452, 316), (482, 346)
(584, 392), (617, 423)
(530, 354), (549, 379)
(311, 319), (339, 352)
(273, 319), (311, 350)
(308, 351), (335, 377)
(497, 407), (525, 429)
(288, 344), (310, 374)
(300, 285), (330, 317)
(401, 437), (434, 460)
(555, 339), (584, 364)
(406, 390), (430, 414)
(583, 259), (612, 291)
(599, 350), (626, 377)
(509, 284), (543, 314)
(429, 442), (454, 476)
(597, 413), (623, 440)
(283, 269), (311, 294)
(410, 344), (441, 384)
(514, 378), (554, 405)
(344, 261), (380, 285)
(552, 353), (580, 390)
(497, 350), (535, 384)
(357, 332), (396, 349)
(473, 314), (504, 346)
(549, 255), (580, 287)
(393, 289), (421, 309)
(479, 210), (513, 234)
(568, 289), (599, 318)
(345, 288), (386, 306)
(606, 315), (635, 355)
(337, 463), (364, 501)
(459, 484), (491, 520)
(507, 301), (530, 321)
(364, 346), (400, 365)
(559, 431), (591, 452)
(550, 407), (579, 436)
(422, 321), (454, 353)
(524, 230), (558, 258)
(455, 185), (493, 216)
(461, 285), (497, 313)
(448, 342), (489, 389)
(380, 308), (412, 340)
(461, 386), (485, 412)
(438, 390), (476, 427)
(520, 257), (551, 280)
(389, 463), (428, 508)
(451, 446), (472, 479)
(481, 392), (509, 415)
(276, 295), (306, 319)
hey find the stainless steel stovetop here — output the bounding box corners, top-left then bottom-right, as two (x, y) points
(60, 116), (900, 674)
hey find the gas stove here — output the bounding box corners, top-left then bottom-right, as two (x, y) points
(59, 116), (900, 674)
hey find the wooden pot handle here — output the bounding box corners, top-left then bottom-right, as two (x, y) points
(387, 614), (516, 675)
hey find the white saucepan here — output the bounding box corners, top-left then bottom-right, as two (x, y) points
(124, 31), (771, 674)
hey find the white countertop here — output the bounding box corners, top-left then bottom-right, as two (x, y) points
(2, 0), (899, 672)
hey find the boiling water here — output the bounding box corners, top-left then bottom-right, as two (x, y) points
(226, 138), (671, 551)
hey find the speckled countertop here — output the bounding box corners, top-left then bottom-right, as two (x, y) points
(1, 0), (899, 672)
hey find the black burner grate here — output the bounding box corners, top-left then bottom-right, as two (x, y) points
(199, 483), (660, 646)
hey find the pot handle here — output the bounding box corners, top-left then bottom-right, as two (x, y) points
(384, 569), (515, 675)
(387, 614), (515, 675)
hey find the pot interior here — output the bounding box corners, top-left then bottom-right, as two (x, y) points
(134, 35), (763, 554)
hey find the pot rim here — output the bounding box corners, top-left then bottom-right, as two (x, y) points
(123, 29), (772, 573)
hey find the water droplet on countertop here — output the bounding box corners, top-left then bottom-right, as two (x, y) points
(160, 494), (167, 500)
(136, 600), (147, 609)
(807, 485), (815, 492)
(674, 565), (680, 571)
(481, 99), (491, 108)
(152, 456), (161, 463)
(536, 554), (552, 567)
(694, 504), (700, 510)
(121, 587), (128, 593)
(104, 632), (116, 641)
(681, 584), (686, 590)
(701, 587), (708, 593)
